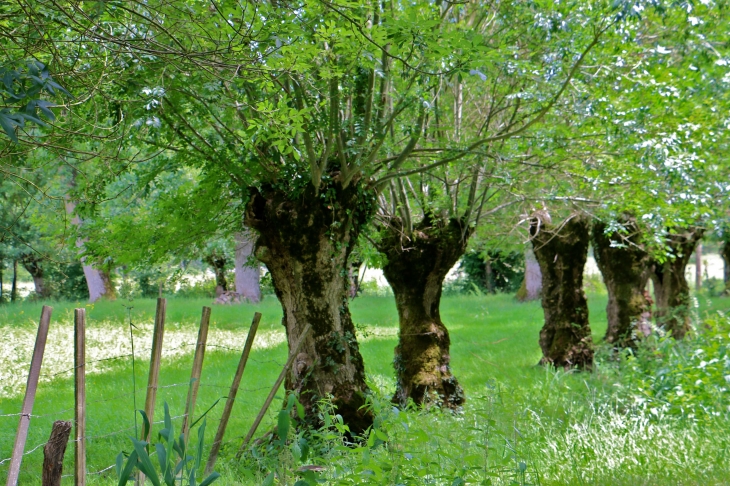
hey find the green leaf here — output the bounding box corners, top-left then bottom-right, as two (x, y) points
(117, 450), (138, 486)
(277, 410), (290, 444)
(199, 472), (221, 486)
(262, 472), (275, 486)
(131, 439), (161, 486)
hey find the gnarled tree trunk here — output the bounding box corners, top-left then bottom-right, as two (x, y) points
(516, 248), (541, 301)
(530, 214), (593, 369)
(592, 216), (651, 347)
(650, 228), (704, 339)
(234, 230), (261, 303)
(378, 217), (468, 409)
(20, 255), (52, 299)
(245, 178), (373, 434)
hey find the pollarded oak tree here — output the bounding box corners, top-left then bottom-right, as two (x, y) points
(530, 213), (593, 369)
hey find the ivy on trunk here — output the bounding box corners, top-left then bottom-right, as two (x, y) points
(530, 214), (593, 369)
(245, 176), (374, 435)
(378, 216), (469, 409)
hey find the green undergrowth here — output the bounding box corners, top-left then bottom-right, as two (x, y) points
(0, 293), (729, 484)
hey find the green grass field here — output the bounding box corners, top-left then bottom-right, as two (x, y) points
(1, 293), (729, 485)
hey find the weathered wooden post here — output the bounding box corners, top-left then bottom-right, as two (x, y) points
(42, 421), (72, 486)
(181, 306), (211, 440)
(74, 308), (86, 486)
(205, 312), (261, 474)
(138, 298), (167, 485)
(237, 324), (311, 457)
(6, 305), (52, 486)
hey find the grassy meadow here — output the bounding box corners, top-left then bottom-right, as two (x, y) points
(0, 293), (729, 484)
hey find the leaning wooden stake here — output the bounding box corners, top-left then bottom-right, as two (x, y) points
(181, 306), (211, 440)
(42, 421), (72, 486)
(74, 308), (86, 486)
(237, 324), (311, 457)
(6, 305), (52, 486)
(205, 312), (261, 474)
(138, 298), (166, 485)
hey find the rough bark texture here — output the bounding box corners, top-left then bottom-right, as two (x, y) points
(378, 216), (468, 409)
(347, 261), (363, 298)
(42, 420), (72, 486)
(204, 252), (228, 296)
(245, 178), (374, 434)
(516, 248), (542, 301)
(21, 255), (52, 299)
(650, 228), (704, 339)
(234, 230), (261, 303)
(64, 200), (115, 303)
(592, 217), (651, 347)
(530, 214), (593, 369)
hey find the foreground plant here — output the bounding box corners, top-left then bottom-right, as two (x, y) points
(116, 402), (220, 486)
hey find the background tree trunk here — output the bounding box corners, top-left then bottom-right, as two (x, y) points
(204, 252), (228, 297)
(245, 179), (373, 435)
(11, 259), (18, 302)
(530, 214), (593, 369)
(650, 228), (703, 339)
(516, 248), (542, 301)
(378, 217), (468, 409)
(64, 200), (115, 303)
(592, 217), (651, 347)
(695, 243), (703, 291)
(234, 230), (261, 303)
(722, 239), (730, 295)
(21, 255), (52, 299)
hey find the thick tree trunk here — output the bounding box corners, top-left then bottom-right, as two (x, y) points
(204, 252), (228, 296)
(695, 243), (703, 291)
(245, 178), (373, 434)
(722, 240), (730, 295)
(592, 217), (651, 347)
(516, 248), (541, 301)
(650, 228), (703, 339)
(234, 230), (261, 303)
(530, 214), (593, 369)
(378, 217), (468, 409)
(21, 255), (52, 299)
(64, 200), (115, 303)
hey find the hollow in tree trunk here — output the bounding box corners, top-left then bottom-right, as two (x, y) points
(378, 216), (468, 409)
(530, 214), (593, 369)
(21, 255), (52, 299)
(204, 252), (228, 297)
(516, 248), (541, 302)
(234, 230), (261, 303)
(650, 228), (704, 339)
(245, 177), (374, 434)
(592, 216), (651, 347)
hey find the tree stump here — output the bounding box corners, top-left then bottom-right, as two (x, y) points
(42, 420), (72, 486)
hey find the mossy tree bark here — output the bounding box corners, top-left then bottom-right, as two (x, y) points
(650, 228), (704, 339)
(592, 217), (651, 347)
(245, 178), (374, 434)
(378, 216), (468, 409)
(530, 214), (593, 369)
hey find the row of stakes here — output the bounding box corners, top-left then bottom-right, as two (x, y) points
(5, 298), (311, 486)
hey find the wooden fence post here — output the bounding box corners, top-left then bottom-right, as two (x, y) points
(74, 308), (86, 486)
(205, 312), (261, 474)
(237, 324), (311, 457)
(181, 306), (211, 440)
(42, 421), (72, 486)
(137, 298), (166, 486)
(6, 305), (52, 486)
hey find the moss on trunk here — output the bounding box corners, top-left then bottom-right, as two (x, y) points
(245, 176), (374, 435)
(592, 216), (651, 347)
(650, 228), (704, 339)
(378, 216), (468, 409)
(530, 214), (593, 369)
